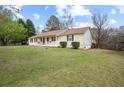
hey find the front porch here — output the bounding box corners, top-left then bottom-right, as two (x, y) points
(29, 36), (59, 47)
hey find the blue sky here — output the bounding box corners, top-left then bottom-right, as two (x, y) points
(10, 5), (124, 31)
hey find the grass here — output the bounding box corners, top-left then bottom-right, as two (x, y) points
(0, 46), (124, 87)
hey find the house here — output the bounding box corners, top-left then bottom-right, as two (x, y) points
(28, 27), (93, 49)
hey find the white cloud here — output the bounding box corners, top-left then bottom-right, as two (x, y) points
(55, 5), (91, 17)
(39, 24), (44, 29)
(109, 19), (117, 24)
(45, 6), (49, 10)
(38, 24), (44, 31)
(33, 14), (40, 20)
(110, 9), (116, 15)
(118, 6), (124, 14)
(74, 22), (93, 28)
(110, 6), (124, 15)
(55, 5), (67, 17)
(69, 5), (91, 17)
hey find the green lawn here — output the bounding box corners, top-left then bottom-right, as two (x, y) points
(0, 46), (124, 87)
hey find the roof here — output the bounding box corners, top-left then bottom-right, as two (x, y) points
(60, 27), (90, 35)
(30, 30), (66, 38)
(30, 27), (90, 38)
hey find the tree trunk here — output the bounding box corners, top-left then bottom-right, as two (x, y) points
(0, 38), (7, 46)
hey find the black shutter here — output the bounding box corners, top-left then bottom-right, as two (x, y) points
(72, 35), (74, 41)
(67, 35), (68, 41)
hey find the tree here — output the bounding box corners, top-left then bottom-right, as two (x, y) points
(17, 18), (29, 44)
(9, 5), (22, 13)
(59, 6), (73, 29)
(17, 18), (27, 35)
(93, 27), (124, 50)
(0, 6), (26, 45)
(0, 6), (13, 45)
(26, 19), (36, 37)
(91, 12), (108, 48)
(45, 15), (60, 31)
(119, 25), (124, 32)
(0, 19), (26, 45)
(62, 13), (73, 29)
(17, 18), (26, 28)
(108, 28), (124, 50)
(8, 21), (27, 42)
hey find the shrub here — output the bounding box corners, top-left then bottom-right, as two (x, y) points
(60, 41), (67, 48)
(71, 42), (80, 49)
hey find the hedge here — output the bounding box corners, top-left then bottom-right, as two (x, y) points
(71, 42), (80, 49)
(60, 41), (67, 48)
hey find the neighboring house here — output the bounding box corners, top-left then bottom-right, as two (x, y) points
(28, 27), (93, 48)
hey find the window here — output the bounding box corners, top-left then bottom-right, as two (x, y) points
(30, 38), (33, 43)
(51, 37), (56, 41)
(67, 35), (74, 41)
(34, 38), (37, 42)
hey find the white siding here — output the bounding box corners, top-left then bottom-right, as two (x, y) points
(57, 30), (92, 48)
(57, 36), (67, 46)
(74, 30), (92, 48)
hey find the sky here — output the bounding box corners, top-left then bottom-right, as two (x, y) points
(6, 5), (124, 32)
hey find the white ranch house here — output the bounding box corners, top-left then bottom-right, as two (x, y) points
(28, 27), (93, 49)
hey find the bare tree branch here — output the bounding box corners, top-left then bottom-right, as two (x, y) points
(91, 12), (108, 48)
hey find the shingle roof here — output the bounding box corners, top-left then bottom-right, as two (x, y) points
(30, 27), (90, 38)
(41, 30), (66, 36)
(60, 27), (90, 35)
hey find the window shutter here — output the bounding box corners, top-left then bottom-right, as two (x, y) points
(67, 35), (68, 41)
(72, 35), (74, 41)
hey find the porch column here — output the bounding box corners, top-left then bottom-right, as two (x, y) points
(33, 38), (34, 43)
(45, 37), (47, 45)
(56, 36), (58, 46)
(49, 37), (52, 42)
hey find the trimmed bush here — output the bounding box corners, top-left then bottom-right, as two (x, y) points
(60, 41), (67, 48)
(71, 42), (80, 49)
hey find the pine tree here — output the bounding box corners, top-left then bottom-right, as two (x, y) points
(26, 19), (36, 37)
